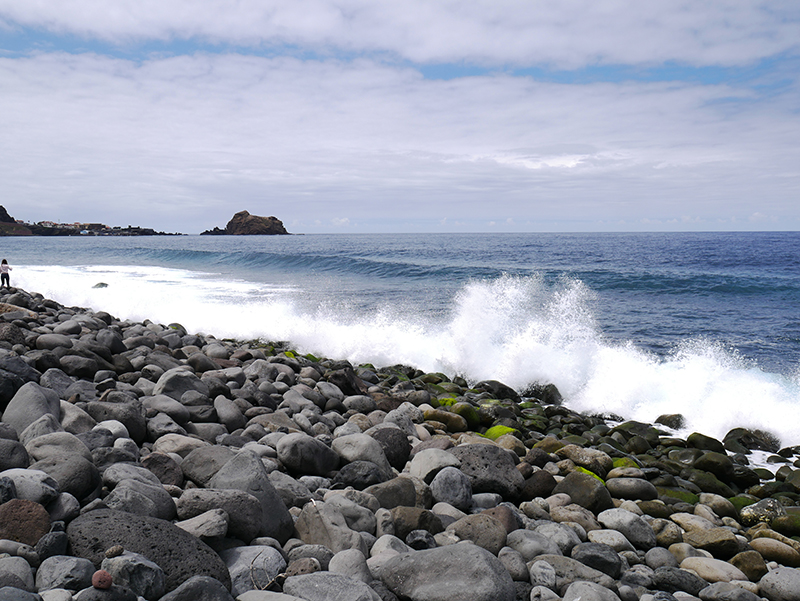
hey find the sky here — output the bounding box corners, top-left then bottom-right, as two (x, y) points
(1, 1), (799, 234)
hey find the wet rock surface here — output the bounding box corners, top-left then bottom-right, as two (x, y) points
(1, 287), (800, 600)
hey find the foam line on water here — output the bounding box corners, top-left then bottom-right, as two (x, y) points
(16, 265), (800, 448)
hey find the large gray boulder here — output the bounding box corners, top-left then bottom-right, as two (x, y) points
(409, 448), (461, 484)
(446, 514), (508, 555)
(35, 555), (94, 592)
(28, 454), (100, 502)
(0, 439), (29, 471)
(532, 522), (582, 555)
(381, 543), (516, 601)
(429, 466), (472, 511)
(104, 478), (176, 521)
(552, 471), (614, 514)
(180, 445), (236, 486)
(528, 555), (617, 595)
(597, 508), (657, 550)
(277, 433), (340, 476)
(39, 369), (76, 401)
(328, 549), (372, 584)
(142, 395), (191, 425)
(218, 546), (286, 597)
(448, 444), (525, 501)
(0, 468), (59, 505)
(85, 398), (147, 444)
(101, 551), (167, 600)
(25, 431), (92, 463)
(563, 581), (623, 601)
(283, 572), (380, 601)
(506, 529), (563, 562)
(0, 555), (35, 593)
(326, 494), (379, 535)
(207, 450), (293, 543)
(19, 413), (63, 446)
(2, 382), (60, 436)
(176, 489), (262, 542)
(295, 501), (369, 555)
(153, 368), (209, 401)
(157, 575), (235, 601)
(758, 567), (800, 601)
(331, 434), (392, 475)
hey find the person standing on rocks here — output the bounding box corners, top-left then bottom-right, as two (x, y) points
(0, 259), (11, 288)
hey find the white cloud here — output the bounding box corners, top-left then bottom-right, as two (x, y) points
(1, 1), (798, 67)
(0, 52), (798, 232)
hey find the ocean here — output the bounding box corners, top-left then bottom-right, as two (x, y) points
(5, 232), (800, 448)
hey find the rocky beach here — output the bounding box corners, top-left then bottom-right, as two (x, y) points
(1, 286), (800, 601)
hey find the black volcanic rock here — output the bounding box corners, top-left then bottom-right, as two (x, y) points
(67, 509), (231, 592)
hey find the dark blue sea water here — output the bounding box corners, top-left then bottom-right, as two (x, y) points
(6, 232), (800, 445)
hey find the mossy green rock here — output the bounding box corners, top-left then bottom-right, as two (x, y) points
(686, 470), (734, 497)
(439, 382), (464, 394)
(771, 514), (800, 537)
(574, 466), (603, 482)
(435, 395), (458, 407)
(420, 373), (446, 384)
(477, 399), (503, 411)
(426, 383), (448, 396)
(534, 437), (565, 453)
(752, 468), (774, 481)
(637, 500), (674, 519)
(451, 402), (481, 428)
(656, 486), (699, 505)
(422, 408), (468, 433)
(687, 432), (726, 454)
(521, 416), (549, 433)
(728, 495), (758, 515)
(611, 421), (661, 447)
(693, 451), (735, 481)
(612, 457), (640, 470)
(748, 481), (796, 499)
(599, 438), (626, 453)
(484, 425), (518, 441)
(561, 434), (589, 447)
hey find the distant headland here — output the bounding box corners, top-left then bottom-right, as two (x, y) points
(0, 205), (181, 237)
(200, 210), (290, 235)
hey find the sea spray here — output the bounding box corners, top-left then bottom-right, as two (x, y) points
(16, 262), (800, 447)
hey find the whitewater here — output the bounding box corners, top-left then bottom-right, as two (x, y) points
(6, 232), (800, 450)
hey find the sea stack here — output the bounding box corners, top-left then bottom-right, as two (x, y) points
(201, 210), (289, 235)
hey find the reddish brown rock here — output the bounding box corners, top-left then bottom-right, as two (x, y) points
(92, 570), (113, 589)
(0, 498), (51, 545)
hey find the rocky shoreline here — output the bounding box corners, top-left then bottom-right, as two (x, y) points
(1, 286), (799, 601)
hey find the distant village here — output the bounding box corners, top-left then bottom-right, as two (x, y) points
(0, 206), (181, 236)
(21, 219), (176, 236)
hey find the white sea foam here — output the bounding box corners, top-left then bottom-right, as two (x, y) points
(16, 264), (800, 448)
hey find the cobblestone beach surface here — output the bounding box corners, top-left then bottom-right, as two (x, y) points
(1, 286), (800, 601)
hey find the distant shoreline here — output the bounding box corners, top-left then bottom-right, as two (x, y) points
(0, 223), (183, 237)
